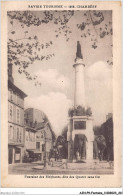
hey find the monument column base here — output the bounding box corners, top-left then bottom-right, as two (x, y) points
(86, 141), (94, 161)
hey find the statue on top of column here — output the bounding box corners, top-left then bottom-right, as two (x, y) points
(76, 41), (83, 59)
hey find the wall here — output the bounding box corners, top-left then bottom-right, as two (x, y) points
(8, 124), (24, 145)
(33, 109), (45, 123)
(8, 102), (24, 126)
(24, 108), (44, 126)
(25, 130), (36, 150)
(8, 88), (24, 109)
(36, 125), (53, 153)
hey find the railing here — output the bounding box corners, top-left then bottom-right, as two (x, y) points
(8, 138), (24, 145)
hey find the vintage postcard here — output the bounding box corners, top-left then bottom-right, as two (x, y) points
(1, 1), (122, 188)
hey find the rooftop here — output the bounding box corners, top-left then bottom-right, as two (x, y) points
(8, 80), (27, 98)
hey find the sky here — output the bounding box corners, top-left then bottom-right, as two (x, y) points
(9, 11), (113, 136)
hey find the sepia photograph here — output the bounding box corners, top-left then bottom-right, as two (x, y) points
(7, 10), (114, 175)
(1, 1), (121, 188)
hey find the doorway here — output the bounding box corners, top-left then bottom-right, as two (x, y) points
(8, 147), (13, 164)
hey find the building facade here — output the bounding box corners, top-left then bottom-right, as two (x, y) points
(8, 80), (27, 164)
(25, 126), (36, 150)
(24, 108), (56, 161)
(24, 108), (45, 126)
(36, 122), (55, 161)
(8, 63), (27, 164)
(24, 125), (40, 162)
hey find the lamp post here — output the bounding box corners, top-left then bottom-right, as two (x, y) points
(43, 130), (47, 169)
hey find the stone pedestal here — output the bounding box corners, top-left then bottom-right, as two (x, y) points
(86, 141), (93, 161)
(67, 116), (94, 162)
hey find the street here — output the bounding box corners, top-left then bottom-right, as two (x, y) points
(8, 161), (114, 175)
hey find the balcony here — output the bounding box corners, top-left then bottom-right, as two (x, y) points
(8, 138), (24, 146)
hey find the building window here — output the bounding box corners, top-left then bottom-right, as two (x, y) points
(30, 132), (32, 141)
(29, 132), (31, 141)
(36, 142), (40, 149)
(12, 92), (16, 103)
(26, 131), (28, 141)
(17, 95), (19, 105)
(8, 125), (11, 138)
(17, 127), (19, 142)
(9, 105), (13, 121)
(9, 125), (13, 140)
(19, 129), (22, 143)
(42, 144), (45, 152)
(16, 108), (20, 124)
(36, 132), (40, 139)
(13, 126), (16, 141)
(32, 132), (35, 142)
(41, 130), (44, 138)
(21, 128), (23, 142)
(9, 90), (13, 101)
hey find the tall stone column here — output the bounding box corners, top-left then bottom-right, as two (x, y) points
(67, 41), (94, 163)
(74, 61), (85, 107)
(73, 41), (86, 108)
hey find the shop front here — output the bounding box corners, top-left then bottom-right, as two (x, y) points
(26, 149), (42, 162)
(8, 144), (24, 164)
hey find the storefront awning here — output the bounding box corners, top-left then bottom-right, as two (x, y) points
(8, 143), (24, 147)
(27, 149), (41, 154)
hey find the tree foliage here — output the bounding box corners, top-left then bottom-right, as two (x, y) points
(100, 118), (113, 156)
(8, 10), (113, 85)
(8, 10), (112, 44)
(8, 11), (55, 86)
(93, 118), (113, 161)
(8, 36), (54, 85)
(56, 135), (66, 146)
(68, 105), (92, 117)
(56, 135), (68, 159)
(61, 125), (68, 141)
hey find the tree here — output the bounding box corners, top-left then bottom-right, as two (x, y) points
(61, 125), (68, 141)
(8, 11), (113, 86)
(94, 135), (107, 160)
(93, 125), (107, 160)
(93, 125), (101, 135)
(100, 118), (113, 161)
(8, 11), (55, 86)
(8, 35), (54, 85)
(93, 118), (114, 161)
(56, 135), (68, 159)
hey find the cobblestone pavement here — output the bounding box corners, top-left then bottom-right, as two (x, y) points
(8, 161), (114, 175)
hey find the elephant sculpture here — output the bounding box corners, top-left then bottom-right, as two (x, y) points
(74, 134), (87, 160)
(94, 135), (107, 160)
